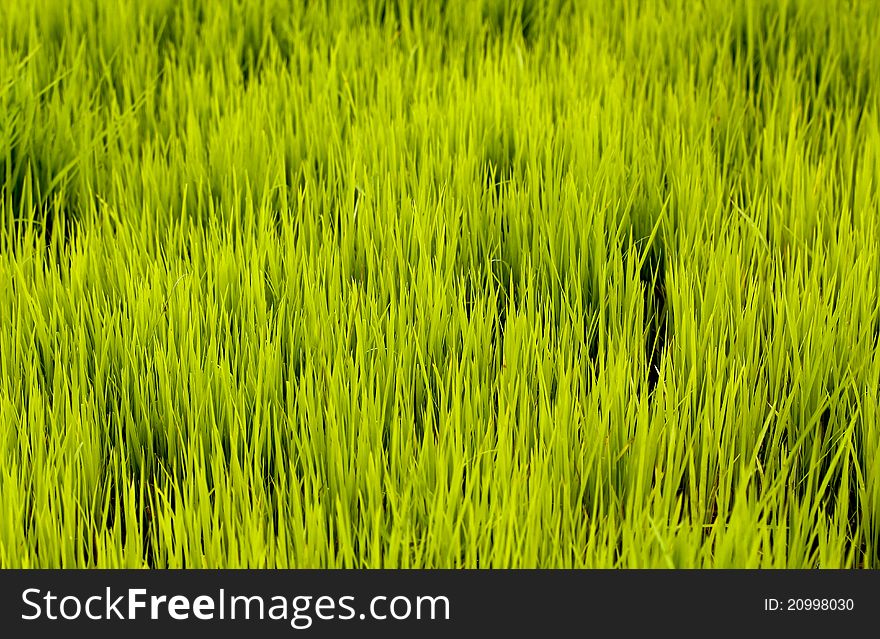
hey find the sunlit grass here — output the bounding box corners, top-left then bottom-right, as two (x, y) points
(1, 0), (879, 568)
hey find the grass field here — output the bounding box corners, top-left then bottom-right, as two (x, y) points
(1, 0), (879, 568)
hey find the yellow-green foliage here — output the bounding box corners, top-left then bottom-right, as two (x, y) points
(1, 0), (879, 567)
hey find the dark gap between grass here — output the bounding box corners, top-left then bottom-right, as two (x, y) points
(628, 196), (669, 398)
(642, 250), (667, 396)
(2, 148), (81, 252)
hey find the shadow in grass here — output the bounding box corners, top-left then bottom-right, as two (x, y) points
(641, 244), (667, 395)
(625, 198), (669, 397)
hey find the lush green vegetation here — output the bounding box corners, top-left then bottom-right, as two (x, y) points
(1, 0), (878, 568)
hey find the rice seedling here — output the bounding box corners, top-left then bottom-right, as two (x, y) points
(1, 0), (878, 568)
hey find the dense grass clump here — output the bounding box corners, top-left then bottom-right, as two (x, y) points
(1, 0), (879, 568)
